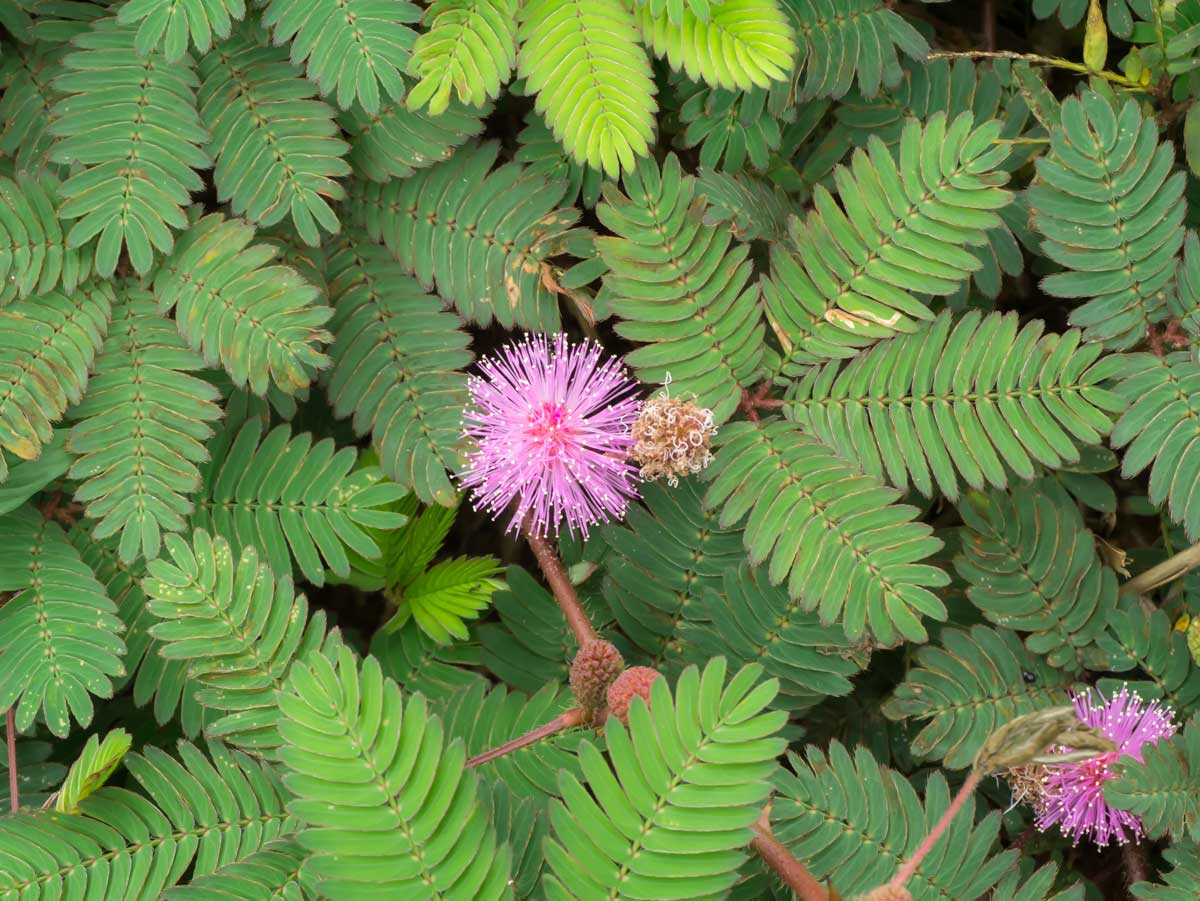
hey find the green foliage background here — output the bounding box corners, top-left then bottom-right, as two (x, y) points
(4, 0), (1200, 897)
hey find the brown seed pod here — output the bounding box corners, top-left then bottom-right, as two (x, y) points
(569, 639), (625, 714)
(606, 666), (663, 723)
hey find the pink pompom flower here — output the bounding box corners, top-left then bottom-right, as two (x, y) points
(1036, 685), (1176, 846)
(458, 333), (641, 538)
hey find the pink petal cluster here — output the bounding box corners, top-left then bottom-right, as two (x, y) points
(1036, 685), (1175, 846)
(459, 333), (641, 538)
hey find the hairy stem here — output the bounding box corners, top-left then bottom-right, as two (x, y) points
(524, 528), (597, 646)
(1123, 841), (1148, 888)
(465, 707), (587, 768)
(751, 810), (828, 901)
(928, 50), (1142, 87)
(890, 770), (981, 889)
(6, 710), (16, 812)
(1121, 538), (1200, 595)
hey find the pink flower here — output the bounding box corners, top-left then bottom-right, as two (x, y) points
(1036, 685), (1176, 846)
(459, 333), (641, 538)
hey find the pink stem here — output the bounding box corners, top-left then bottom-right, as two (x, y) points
(890, 770), (982, 889)
(750, 812), (828, 901)
(466, 708), (587, 768)
(524, 529), (597, 646)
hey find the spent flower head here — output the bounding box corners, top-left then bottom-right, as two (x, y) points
(459, 333), (641, 538)
(631, 377), (716, 486)
(1035, 685), (1175, 846)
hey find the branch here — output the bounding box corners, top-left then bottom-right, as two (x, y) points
(751, 809), (829, 901)
(524, 528), (597, 646)
(465, 707), (587, 768)
(1120, 538), (1200, 596)
(928, 50), (1143, 88)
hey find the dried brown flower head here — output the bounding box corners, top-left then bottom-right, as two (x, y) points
(630, 389), (716, 486)
(1002, 764), (1050, 814)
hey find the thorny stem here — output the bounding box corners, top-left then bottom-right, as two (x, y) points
(7, 710), (17, 812)
(524, 527), (597, 646)
(927, 50), (1143, 88)
(1120, 538), (1200, 596)
(465, 707), (587, 768)
(751, 810), (828, 901)
(890, 770), (981, 889)
(739, 383), (784, 423)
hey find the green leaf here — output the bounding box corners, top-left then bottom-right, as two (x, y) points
(773, 741), (1016, 899)
(596, 154), (767, 422)
(406, 0), (517, 113)
(0, 505), (126, 738)
(1029, 91), (1185, 349)
(197, 30), (351, 246)
(384, 555), (504, 644)
(518, 0), (655, 178)
(543, 659), (786, 899)
(117, 0), (245, 61)
(277, 646), (512, 899)
(49, 19), (211, 276)
(1133, 841), (1200, 899)
(882, 625), (1077, 769)
(789, 311), (1127, 501)
(54, 728), (131, 813)
(67, 286), (222, 563)
(704, 418), (949, 647)
(154, 214), (332, 396)
(1107, 720), (1200, 842)
(0, 430), (70, 516)
(261, 0), (420, 114)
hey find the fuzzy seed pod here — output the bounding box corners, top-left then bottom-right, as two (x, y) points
(630, 393), (716, 487)
(569, 639), (625, 713)
(606, 666), (662, 723)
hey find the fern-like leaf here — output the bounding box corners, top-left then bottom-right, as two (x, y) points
(0, 741), (293, 895)
(1110, 352), (1200, 540)
(385, 555), (503, 644)
(882, 625), (1076, 768)
(67, 288), (222, 563)
(341, 97), (486, 182)
(192, 418), (408, 586)
(0, 505), (125, 737)
(261, 0), (419, 113)
(0, 43), (64, 174)
(637, 0), (796, 92)
(954, 484), (1119, 670)
(278, 646), (512, 899)
(1097, 606), (1200, 719)
(1106, 720), (1200, 842)
(596, 154), (766, 422)
(117, 0), (245, 60)
(1029, 91), (1185, 349)
(53, 728), (131, 813)
(325, 234), (472, 505)
(789, 311), (1127, 499)
(1133, 842), (1200, 899)
(165, 838), (309, 900)
(374, 617), (487, 703)
(515, 111), (603, 208)
(154, 213), (332, 396)
(773, 741), (1016, 899)
(345, 141), (583, 330)
(406, 0), (517, 113)
(788, 0), (929, 100)
(761, 112), (1013, 363)
(0, 431), (70, 516)
(543, 658), (786, 899)
(197, 32), (351, 246)
(141, 529), (330, 755)
(683, 564), (869, 712)
(598, 477), (746, 668)
(704, 418), (949, 646)
(0, 174), (92, 305)
(517, 0), (655, 178)
(49, 18), (210, 275)
(0, 281), (111, 480)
